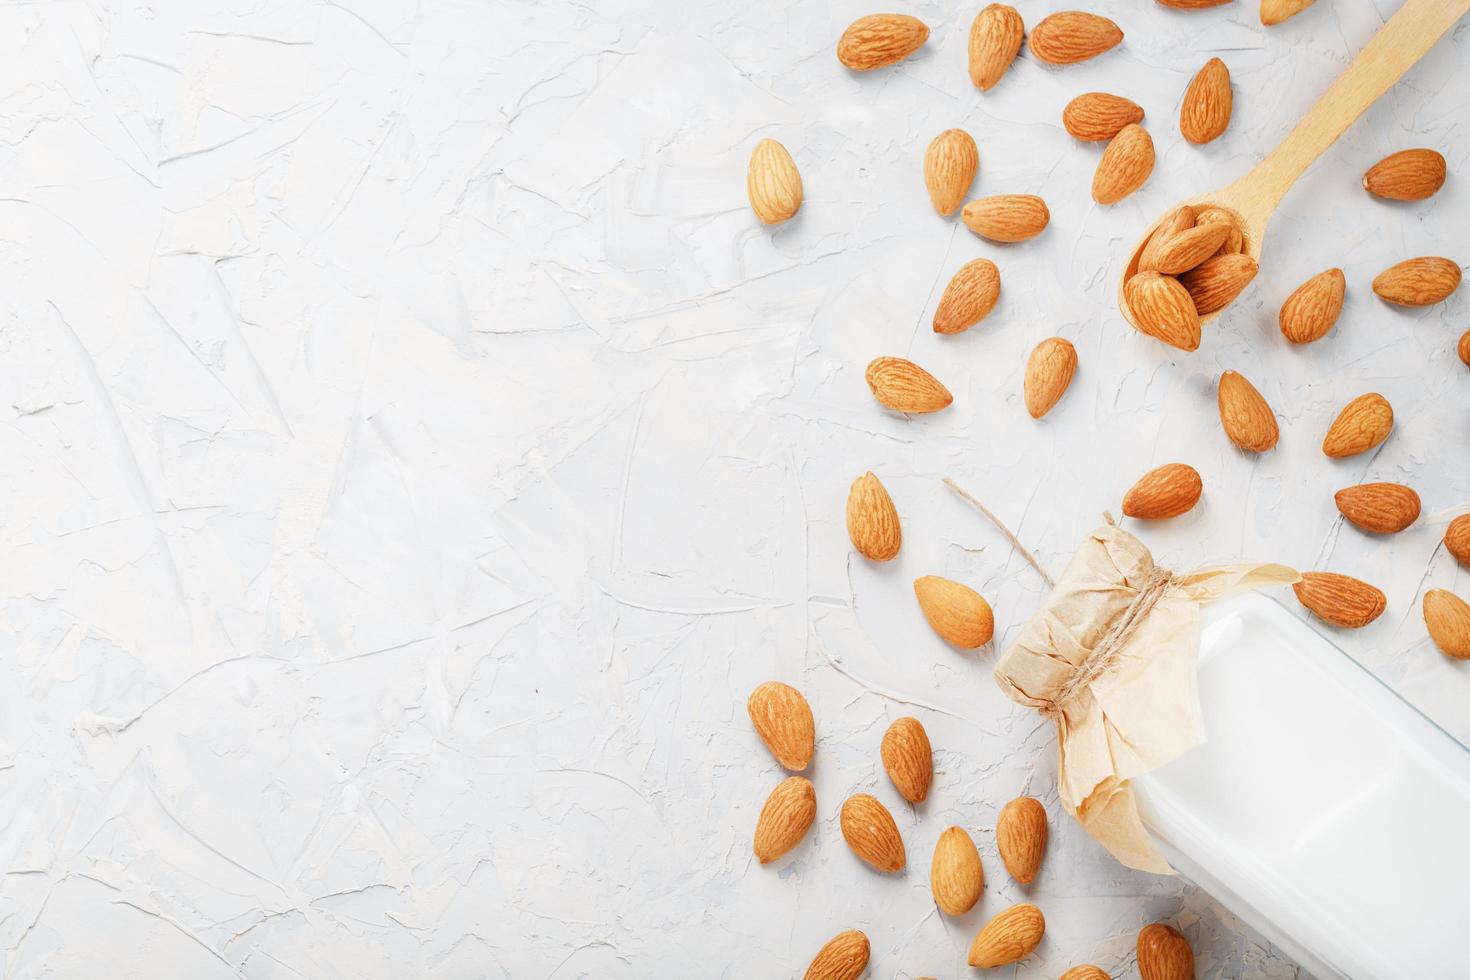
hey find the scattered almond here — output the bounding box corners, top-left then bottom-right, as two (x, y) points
(747, 139), (802, 225)
(969, 903), (1046, 968)
(754, 776), (817, 863)
(1060, 968), (1112, 980)
(1372, 256), (1462, 306)
(1261, 0), (1316, 24)
(847, 471), (902, 561)
(837, 14), (929, 71)
(1363, 148), (1446, 201)
(1063, 92), (1145, 141)
(1217, 370), (1279, 452)
(1293, 572), (1387, 628)
(1137, 923), (1194, 980)
(881, 716), (933, 804)
(1448, 514), (1470, 564)
(840, 793), (906, 873)
(1279, 267), (1345, 343)
(1147, 223), (1231, 275)
(804, 929), (871, 980)
(925, 129), (979, 216)
(1458, 329), (1470, 366)
(1334, 483), (1421, 534)
(1180, 58), (1232, 144)
(969, 4), (1024, 90)
(865, 356), (953, 413)
(934, 259), (1001, 334)
(1093, 124), (1154, 205)
(931, 826), (984, 915)
(1321, 392), (1393, 458)
(913, 575), (995, 648)
(996, 796), (1048, 884)
(1028, 11), (1123, 65)
(1158, 0), (1230, 6)
(1122, 463), (1203, 520)
(1178, 253), (1258, 314)
(1124, 272), (1202, 351)
(748, 681), (816, 770)
(1424, 589), (1470, 659)
(1137, 205), (1197, 272)
(1024, 337), (1078, 419)
(962, 194), (1051, 242)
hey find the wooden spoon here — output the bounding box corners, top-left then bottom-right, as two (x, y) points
(1119, 0), (1470, 333)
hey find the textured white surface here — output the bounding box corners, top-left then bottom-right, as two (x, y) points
(0, 0), (1466, 977)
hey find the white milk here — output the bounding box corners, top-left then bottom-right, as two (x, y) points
(1133, 593), (1470, 980)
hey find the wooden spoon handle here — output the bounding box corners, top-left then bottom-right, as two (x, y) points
(1227, 0), (1469, 225)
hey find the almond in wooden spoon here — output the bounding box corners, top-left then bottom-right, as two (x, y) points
(969, 903), (1045, 968)
(925, 129), (979, 215)
(1178, 254), (1258, 315)
(1024, 337), (1078, 419)
(913, 575), (994, 647)
(1334, 482), (1420, 534)
(1123, 463), (1202, 520)
(1063, 92), (1144, 141)
(1146, 223), (1231, 275)
(837, 14), (929, 71)
(754, 776), (816, 862)
(996, 796), (1047, 883)
(880, 716), (932, 804)
(866, 356), (952, 413)
(1136, 205), (1196, 271)
(1424, 589), (1470, 659)
(1322, 393), (1392, 458)
(1372, 256), (1461, 306)
(1217, 370), (1278, 452)
(1363, 148), (1446, 200)
(1293, 572), (1386, 628)
(934, 259), (1000, 333)
(1124, 272), (1201, 351)
(1093, 124), (1154, 205)
(1180, 58), (1232, 144)
(969, 4), (1024, 90)
(1028, 11), (1122, 65)
(1279, 267), (1345, 343)
(840, 793), (905, 872)
(805, 930), (870, 980)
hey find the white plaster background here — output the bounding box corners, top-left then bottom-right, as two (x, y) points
(0, 0), (1466, 977)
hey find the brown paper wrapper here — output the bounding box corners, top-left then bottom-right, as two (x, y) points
(994, 522), (1299, 873)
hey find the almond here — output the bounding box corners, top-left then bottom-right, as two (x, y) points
(969, 4), (1024, 91)
(933, 259), (1001, 334)
(747, 681), (816, 770)
(1147, 222), (1231, 275)
(754, 776), (816, 863)
(1124, 272), (1201, 351)
(1261, 0), (1317, 24)
(1063, 92), (1145, 141)
(1363, 148), (1446, 201)
(1322, 392), (1392, 458)
(1024, 337), (1078, 419)
(847, 471), (902, 561)
(924, 129), (979, 216)
(996, 796), (1047, 884)
(880, 716), (933, 804)
(804, 929), (870, 980)
(1178, 253), (1258, 315)
(1137, 205), (1197, 272)
(1334, 482), (1421, 534)
(931, 826), (984, 915)
(1122, 463), (1202, 520)
(1028, 11), (1123, 65)
(913, 575), (995, 648)
(747, 139), (802, 225)
(1158, 0), (1230, 6)
(839, 793), (905, 873)
(1194, 206), (1245, 255)
(837, 14), (929, 71)
(1458, 329), (1470, 367)
(1424, 590), (1470, 659)
(968, 903), (1045, 968)
(1278, 267), (1345, 343)
(961, 194), (1050, 242)
(1448, 514), (1470, 564)
(1293, 572), (1387, 628)
(1217, 370), (1279, 452)
(1060, 968), (1112, 980)
(1372, 256), (1462, 306)
(865, 356), (953, 413)
(1180, 58), (1232, 144)
(1093, 124), (1154, 205)
(1137, 923), (1194, 980)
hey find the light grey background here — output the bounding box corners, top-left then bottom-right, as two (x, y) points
(0, 0), (1466, 977)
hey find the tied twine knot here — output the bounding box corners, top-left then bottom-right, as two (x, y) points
(1040, 564), (1178, 717)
